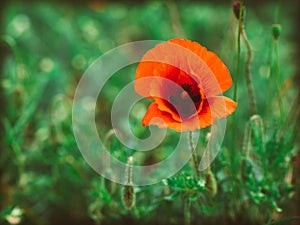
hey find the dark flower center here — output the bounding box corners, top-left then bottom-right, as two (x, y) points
(168, 83), (202, 118)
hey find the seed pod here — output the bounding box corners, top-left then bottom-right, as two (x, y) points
(272, 24), (282, 40)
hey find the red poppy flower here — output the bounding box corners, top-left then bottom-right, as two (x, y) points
(134, 38), (237, 132)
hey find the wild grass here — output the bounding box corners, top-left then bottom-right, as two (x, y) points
(0, 1), (298, 225)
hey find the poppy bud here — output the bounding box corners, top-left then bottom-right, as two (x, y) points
(233, 1), (246, 21)
(122, 156), (135, 210)
(122, 185), (135, 210)
(272, 24), (282, 40)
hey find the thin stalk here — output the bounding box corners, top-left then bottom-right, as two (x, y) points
(125, 156), (134, 185)
(233, 2), (243, 101)
(274, 0), (280, 23)
(188, 131), (200, 181)
(240, 25), (257, 115)
(263, 39), (273, 129)
(167, 0), (185, 37)
(273, 39), (283, 121)
(231, 1), (243, 152)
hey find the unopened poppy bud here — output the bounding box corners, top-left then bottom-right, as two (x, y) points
(233, 1), (246, 21)
(122, 185), (135, 210)
(272, 24), (282, 40)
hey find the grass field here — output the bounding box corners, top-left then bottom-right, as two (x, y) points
(1, 1), (299, 225)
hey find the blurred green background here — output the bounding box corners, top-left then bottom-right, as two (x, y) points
(0, 0), (299, 225)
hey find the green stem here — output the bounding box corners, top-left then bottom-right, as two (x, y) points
(167, 0), (185, 37)
(274, 0), (280, 23)
(231, 1), (243, 152)
(233, 2), (243, 101)
(241, 25), (257, 115)
(188, 131), (200, 181)
(273, 39), (283, 121)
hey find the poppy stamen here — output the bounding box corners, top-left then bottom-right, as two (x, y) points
(181, 83), (201, 103)
(167, 82), (202, 118)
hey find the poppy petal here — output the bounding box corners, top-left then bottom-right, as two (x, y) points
(135, 59), (180, 98)
(143, 103), (206, 132)
(142, 103), (183, 131)
(153, 97), (182, 122)
(201, 51), (232, 93)
(198, 96), (237, 128)
(169, 38), (232, 94)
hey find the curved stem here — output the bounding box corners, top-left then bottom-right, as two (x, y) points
(241, 25), (257, 115)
